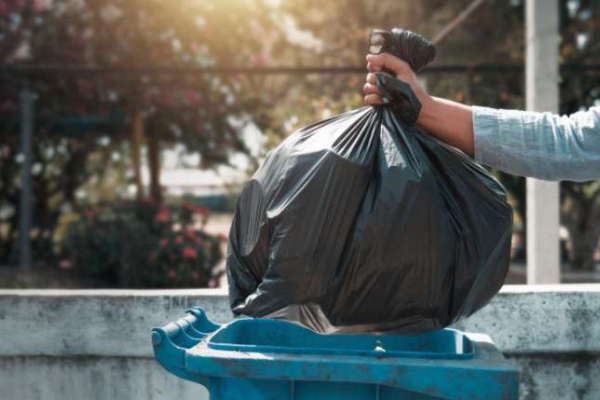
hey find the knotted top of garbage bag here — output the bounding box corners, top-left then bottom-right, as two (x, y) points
(369, 28), (437, 73)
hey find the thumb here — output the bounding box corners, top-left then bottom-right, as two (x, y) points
(366, 53), (411, 76)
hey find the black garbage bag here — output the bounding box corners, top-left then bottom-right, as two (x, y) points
(226, 29), (513, 334)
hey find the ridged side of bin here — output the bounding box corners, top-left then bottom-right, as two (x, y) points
(152, 307), (220, 385)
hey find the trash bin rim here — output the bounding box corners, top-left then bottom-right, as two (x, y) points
(205, 318), (475, 360)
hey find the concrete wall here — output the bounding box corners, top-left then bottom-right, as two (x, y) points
(0, 285), (598, 400)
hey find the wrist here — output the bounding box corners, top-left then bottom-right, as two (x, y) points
(416, 94), (436, 127)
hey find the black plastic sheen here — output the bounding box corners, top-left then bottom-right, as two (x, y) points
(225, 29), (513, 334)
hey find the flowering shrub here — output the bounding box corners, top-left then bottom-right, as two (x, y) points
(62, 200), (223, 288)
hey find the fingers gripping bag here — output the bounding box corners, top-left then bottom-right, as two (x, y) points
(226, 29), (513, 334)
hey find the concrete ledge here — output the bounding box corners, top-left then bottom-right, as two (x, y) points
(0, 356), (208, 400)
(0, 288), (231, 357)
(0, 285), (598, 357)
(455, 284), (600, 354)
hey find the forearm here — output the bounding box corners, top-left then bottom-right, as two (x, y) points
(416, 96), (475, 155)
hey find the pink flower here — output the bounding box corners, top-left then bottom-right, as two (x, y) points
(168, 269), (177, 279)
(159, 239), (168, 247)
(155, 206), (171, 222)
(185, 90), (200, 106)
(194, 237), (205, 246)
(0, 100), (15, 112)
(183, 247), (197, 259)
(194, 207), (210, 216)
(192, 271), (201, 281)
(85, 210), (96, 218)
(33, 0), (51, 13)
(175, 236), (184, 245)
(251, 51), (269, 67)
(185, 229), (196, 239)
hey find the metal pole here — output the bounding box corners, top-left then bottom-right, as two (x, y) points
(525, 0), (560, 284)
(19, 84), (35, 270)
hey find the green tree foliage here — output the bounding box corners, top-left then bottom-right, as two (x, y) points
(1, 0), (598, 272)
(0, 0), (281, 265)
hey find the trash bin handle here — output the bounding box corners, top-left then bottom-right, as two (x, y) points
(152, 309), (220, 388)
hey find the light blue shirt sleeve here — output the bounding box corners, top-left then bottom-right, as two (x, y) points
(473, 106), (600, 182)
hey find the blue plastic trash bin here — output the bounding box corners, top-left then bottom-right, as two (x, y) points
(152, 308), (518, 400)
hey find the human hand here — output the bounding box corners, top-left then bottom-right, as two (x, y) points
(363, 53), (430, 108)
(363, 46), (475, 156)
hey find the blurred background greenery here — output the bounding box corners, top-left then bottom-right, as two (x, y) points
(0, 0), (598, 288)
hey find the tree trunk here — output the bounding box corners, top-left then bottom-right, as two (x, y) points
(131, 112), (145, 200)
(146, 126), (162, 204)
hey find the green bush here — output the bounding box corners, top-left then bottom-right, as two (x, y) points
(62, 200), (223, 288)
